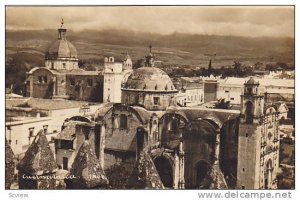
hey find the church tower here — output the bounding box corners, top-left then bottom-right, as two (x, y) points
(237, 77), (265, 189)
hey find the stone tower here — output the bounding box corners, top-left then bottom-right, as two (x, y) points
(237, 77), (279, 189)
(103, 56), (123, 103)
(65, 140), (109, 189)
(17, 130), (57, 189)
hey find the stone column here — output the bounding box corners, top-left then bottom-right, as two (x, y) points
(99, 124), (106, 169)
(178, 140), (185, 189)
(173, 153), (179, 189)
(214, 129), (221, 165)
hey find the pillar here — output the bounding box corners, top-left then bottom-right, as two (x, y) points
(178, 140), (185, 189)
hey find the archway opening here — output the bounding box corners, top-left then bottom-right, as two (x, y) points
(154, 156), (173, 188)
(265, 159), (273, 189)
(245, 101), (254, 124)
(195, 160), (210, 188)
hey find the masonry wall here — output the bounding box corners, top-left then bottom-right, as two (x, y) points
(31, 68), (56, 99)
(66, 74), (103, 102)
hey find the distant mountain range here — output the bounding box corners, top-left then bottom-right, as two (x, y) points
(6, 29), (294, 68)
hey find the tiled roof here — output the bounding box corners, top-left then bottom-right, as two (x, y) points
(17, 130), (57, 174)
(45, 38), (77, 59)
(55, 122), (77, 141)
(167, 107), (239, 128)
(127, 151), (164, 189)
(123, 67), (177, 92)
(66, 141), (108, 188)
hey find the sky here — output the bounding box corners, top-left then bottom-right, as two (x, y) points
(6, 6), (294, 38)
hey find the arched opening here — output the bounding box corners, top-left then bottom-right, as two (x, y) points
(168, 117), (178, 132)
(154, 156), (173, 188)
(119, 114), (128, 129)
(195, 160), (210, 188)
(245, 101), (254, 124)
(136, 128), (144, 154)
(265, 159), (273, 189)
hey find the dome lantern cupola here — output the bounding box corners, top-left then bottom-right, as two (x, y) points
(44, 19), (79, 70)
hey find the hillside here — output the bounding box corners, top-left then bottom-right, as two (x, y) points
(6, 29), (294, 67)
(5, 29), (294, 92)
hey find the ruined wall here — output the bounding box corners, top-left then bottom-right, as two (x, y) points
(31, 68), (55, 99)
(66, 74), (103, 102)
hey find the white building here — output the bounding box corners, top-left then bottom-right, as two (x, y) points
(5, 97), (102, 157)
(103, 55), (133, 103)
(217, 77), (294, 105)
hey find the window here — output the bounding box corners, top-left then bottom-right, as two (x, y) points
(70, 78), (75, 86)
(225, 90), (229, 93)
(230, 97), (234, 100)
(43, 125), (48, 134)
(15, 140), (18, 145)
(63, 157), (68, 170)
(38, 76), (43, 83)
(62, 63), (66, 69)
(153, 97), (160, 105)
(42, 76), (47, 83)
(29, 127), (34, 137)
(119, 114), (128, 129)
(168, 117), (178, 132)
(51, 62), (54, 69)
(87, 79), (93, 87)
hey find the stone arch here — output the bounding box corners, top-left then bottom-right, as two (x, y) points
(194, 160), (210, 188)
(69, 116), (92, 123)
(184, 120), (217, 188)
(265, 159), (273, 189)
(153, 155), (174, 188)
(119, 114), (128, 129)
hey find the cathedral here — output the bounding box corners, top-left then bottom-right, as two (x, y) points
(11, 21), (288, 190)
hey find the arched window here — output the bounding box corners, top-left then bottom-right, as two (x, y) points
(168, 117), (178, 132)
(119, 114), (128, 129)
(245, 101), (254, 124)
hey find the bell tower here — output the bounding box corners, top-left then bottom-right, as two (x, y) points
(237, 77), (265, 189)
(240, 77), (264, 124)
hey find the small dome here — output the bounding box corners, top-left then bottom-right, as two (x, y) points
(245, 77), (258, 85)
(123, 67), (176, 92)
(45, 39), (77, 59)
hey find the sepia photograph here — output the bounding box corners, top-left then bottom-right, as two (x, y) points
(4, 5), (295, 192)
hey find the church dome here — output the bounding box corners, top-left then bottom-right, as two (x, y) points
(45, 25), (77, 60)
(45, 39), (77, 59)
(245, 77), (258, 85)
(122, 67), (177, 92)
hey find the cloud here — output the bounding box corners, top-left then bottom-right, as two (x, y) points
(5, 6), (294, 37)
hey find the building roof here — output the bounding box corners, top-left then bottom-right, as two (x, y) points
(17, 130), (57, 175)
(55, 122), (77, 141)
(6, 97), (99, 111)
(168, 107), (240, 129)
(45, 28), (77, 60)
(219, 77), (294, 88)
(245, 77), (258, 85)
(122, 67), (177, 92)
(127, 151), (164, 189)
(66, 141), (108, 188)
